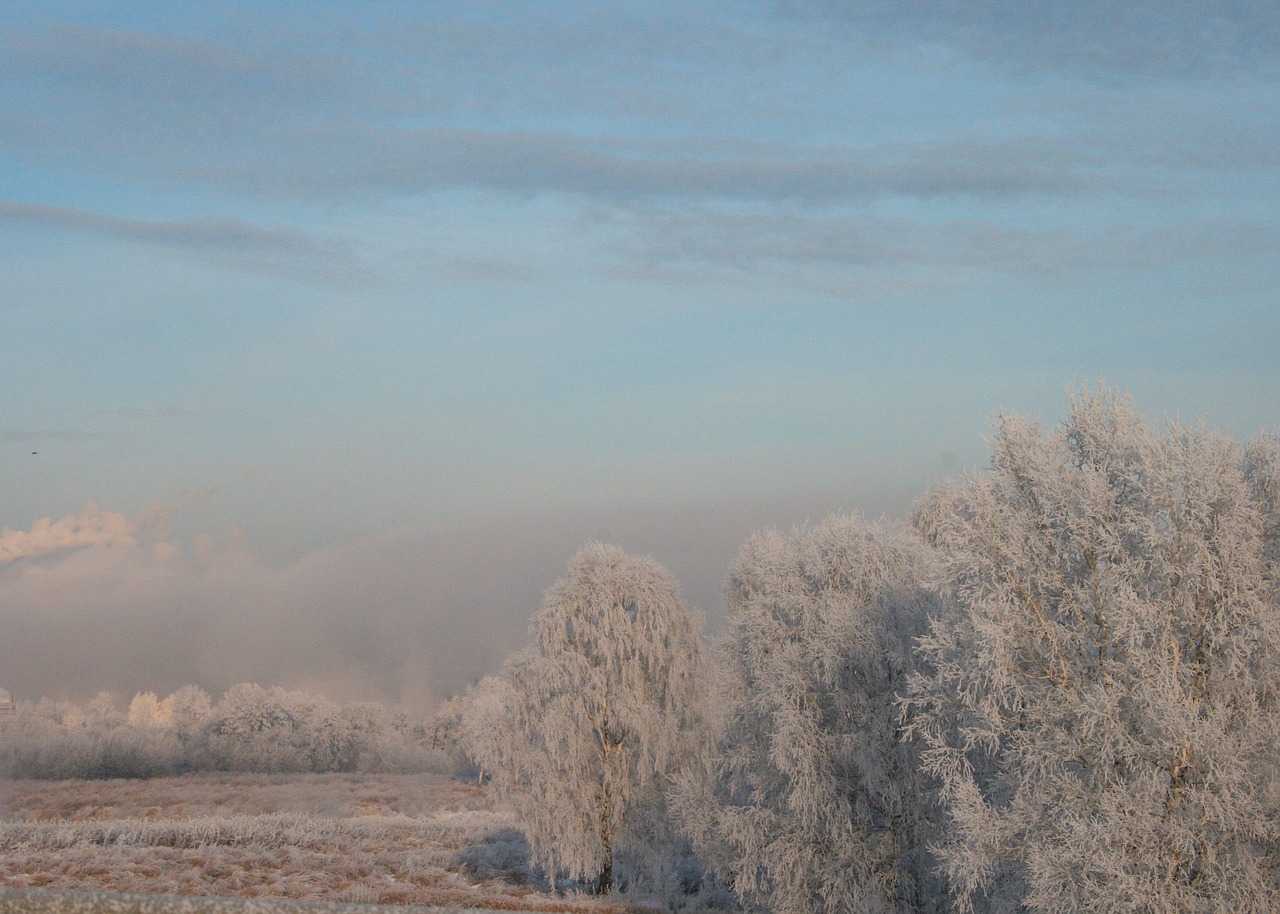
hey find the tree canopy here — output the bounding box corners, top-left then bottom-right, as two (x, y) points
(905, 388), (1280, 913)
(483, 542), (704, 893)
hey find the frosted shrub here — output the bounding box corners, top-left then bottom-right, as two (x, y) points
(680, 514), (943, 914)
(904, 388), (1280, 913)
(0, 709), (180, 779)
(0, 684), (445, 778)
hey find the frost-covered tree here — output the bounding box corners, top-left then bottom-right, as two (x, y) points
(159, 685), (213, 739)
(490, 543), (704, 893)
(904, 388), (1280, 913)
(207, 683), (310, 771)
(457, 675), (514, 785)
(680, 514), (943, 914)
(127, 691), (166, 728)
(305, 700), (389, 772)
(86, 691), (124, 729)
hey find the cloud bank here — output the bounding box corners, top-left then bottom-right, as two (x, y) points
(0, 485), (905, 714)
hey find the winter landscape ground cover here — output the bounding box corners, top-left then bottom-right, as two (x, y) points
(0, 886), (531, 914)
(0, 773), (641, 912)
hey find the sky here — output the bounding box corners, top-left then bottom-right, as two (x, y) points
(2, 1), (1278, 712)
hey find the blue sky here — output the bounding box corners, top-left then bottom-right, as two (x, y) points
(1, 1), (1278, 709)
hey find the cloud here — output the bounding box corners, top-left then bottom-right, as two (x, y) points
(0, 428), (100, 442)
(2, 13), (1273, 222)
(789, 0), (1280, 81)
(0, 200), (367, 284)
(0, 485), (908, 713)
(109, 405), (212, 421)
(136, 487), (219, 540)
(0, 22), (384, 140)
(214, 128), (1113, 205)
(595, 206), (1280, 294)
(0, 502), (139, 566)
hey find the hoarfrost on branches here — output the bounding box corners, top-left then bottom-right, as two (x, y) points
(903, 387), (1280, 914)
(477, 542), (705, 894)
(679, 513), (945, 914)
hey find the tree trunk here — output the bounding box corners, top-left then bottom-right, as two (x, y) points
(597, 766), (614, 894)
(598, 852), (613, 895)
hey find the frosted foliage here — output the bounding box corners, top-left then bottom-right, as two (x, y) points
(206, 685), (393, 774)
(484, 543), (704, 892)
(160, 685), (213, 737)
(457, 675), (514, 781)
(904, 388), (1280, 914)
(127, 692), (167, 729)
(87, 692), (123, 727)
(680, 514), (942, 914)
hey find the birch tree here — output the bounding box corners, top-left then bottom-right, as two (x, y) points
(490, 543), (704, 893)
(904, 387), (1280, 913)
(680, 514), (943, 914)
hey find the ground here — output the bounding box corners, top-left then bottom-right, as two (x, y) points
(0, 773), (639, 912)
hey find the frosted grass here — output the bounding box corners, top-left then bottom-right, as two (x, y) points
(0, 886), (504, 913)
(0, 774), (633, 911)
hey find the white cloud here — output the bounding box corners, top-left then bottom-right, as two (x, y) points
(0, 501), (140, 565)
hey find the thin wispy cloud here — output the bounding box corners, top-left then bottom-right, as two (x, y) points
(0, 200), (367, 284)
(0, 22), (384, 137)
(596, 207), (1280, 291)
(216, 128), (1118, 204)
(0, 428), (100, 442)
(109, 405), (212, 421)
(5, 15), (1271, 210)
(790, 0), (1280, 80)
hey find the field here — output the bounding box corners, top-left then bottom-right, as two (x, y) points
(0, 773), (635, 912)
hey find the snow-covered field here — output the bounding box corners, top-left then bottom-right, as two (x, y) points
(0, 774), (629, 913)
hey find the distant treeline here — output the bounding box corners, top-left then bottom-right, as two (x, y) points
(0, 683), (458, 779)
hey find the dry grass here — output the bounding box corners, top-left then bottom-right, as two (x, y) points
(0, 774), (641, 912)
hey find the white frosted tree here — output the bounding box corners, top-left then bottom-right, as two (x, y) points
(489, 543), (704, 893)
(85, 691), (124, 729)
(904, 388), (1280, 913)
(159, 684), (213, 739)
(457, 675), (514, 785)
(127, 691), (167, 728)
(679, 513), (943, 914)
(207, 683), (309, 771)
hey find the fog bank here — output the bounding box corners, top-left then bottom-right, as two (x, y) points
(0, 481), (913, 713)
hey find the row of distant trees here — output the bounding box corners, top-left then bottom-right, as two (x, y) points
(455, 389), (1280, 914)
(0, 683), (450, 778)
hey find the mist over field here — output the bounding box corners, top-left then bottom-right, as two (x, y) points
(0, 482), (909, 710)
